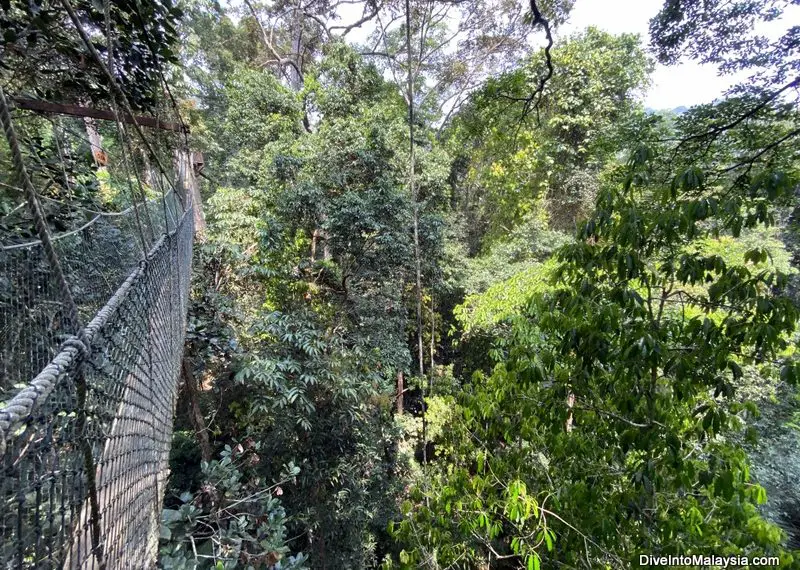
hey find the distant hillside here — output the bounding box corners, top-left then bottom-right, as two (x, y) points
(645, 105), (688, 115)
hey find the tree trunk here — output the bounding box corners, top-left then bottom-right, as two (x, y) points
(406, 0), (426, 463)
(141, 148), (154, 188)
(430, 298), (435, 378)
(181, 358), (212, 462)
(323, 230), (330, 260)
(566, 391), (575, 433)
(83, 117), (105, 167)
(289, 0), (304, 91)
(396, 371), (404, 414)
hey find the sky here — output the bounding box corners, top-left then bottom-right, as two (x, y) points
(558, 0), (799, 110)
(270, 0), (798, 111)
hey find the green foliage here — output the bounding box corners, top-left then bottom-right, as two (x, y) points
(448, 27), (651, 248)
(167, 431), (205, 499)
(234, 308), (406, 566)
(177, 40), (446, 567)
(160, 444), (308, 570)
(455, 219), (795, 339)
(390, 138), (800, 566)
(308, 42), (400, 120)
(693, 226), (796, 277)
(0, 0), (182, 110)
(221, 68), (304, 185)
(173, 3), (800, 569)
(649, 0), (796, 76)
(455, 260), (558, 337)
(223, 46), (445, 559)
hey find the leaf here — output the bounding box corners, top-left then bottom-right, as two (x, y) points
(159, 523), (171, 541)
(755, 485), (767, 505)
(715, 470), (734, 500)
(544, 529), (554, 551)
(401, 500), (413, 516)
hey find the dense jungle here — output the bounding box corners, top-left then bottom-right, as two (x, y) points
(2, 0), (800, 568)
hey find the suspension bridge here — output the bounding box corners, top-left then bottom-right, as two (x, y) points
(0, 87), (196, 568)
(0, 5), (200, 566)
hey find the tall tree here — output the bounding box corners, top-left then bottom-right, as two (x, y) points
(448, 28), (651, 251)
(365, 0), (574, 131)
(386, 2), (800, 568)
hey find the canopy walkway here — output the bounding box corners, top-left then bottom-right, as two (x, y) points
(0, 74), (196, 570)
(0, 202), (192, 569)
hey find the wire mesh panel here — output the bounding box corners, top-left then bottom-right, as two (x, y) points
(0, 192), (183, 399)
(0, 0), (195, 561)
(0, 204), (193, 569)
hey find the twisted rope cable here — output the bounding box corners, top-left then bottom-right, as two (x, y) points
(0, 86), (107, 568)
(0, 87), (91, 451)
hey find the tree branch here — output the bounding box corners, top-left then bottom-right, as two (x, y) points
(721, 125), (800, 173)
(514, 0), (554, 123)
(672, 76), (799, 155)
(242, 0), (302, 83)
(330, 2), (382, 36)
(574, 402), (666, 429)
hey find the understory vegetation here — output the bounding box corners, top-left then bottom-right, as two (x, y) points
(3, 0), (798, 568)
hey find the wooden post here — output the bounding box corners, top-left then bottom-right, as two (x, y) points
(176, 149), (206, 238)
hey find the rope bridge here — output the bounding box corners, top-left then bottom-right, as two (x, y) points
(0, 61), (195, 570)
(0, 205), (193, 568)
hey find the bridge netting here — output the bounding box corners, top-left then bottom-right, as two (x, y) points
(0, 44), (194, 570)
(0, 201), (192, 568)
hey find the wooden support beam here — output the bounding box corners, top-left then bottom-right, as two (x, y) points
(11, 97), (188, 133)
(176, 148), (206, 237)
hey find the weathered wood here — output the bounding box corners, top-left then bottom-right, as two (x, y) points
(176, 149), (206, 237)
(12, 97), (187, 133)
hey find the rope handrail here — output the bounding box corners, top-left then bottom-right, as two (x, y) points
(0, 204), (192, 453)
